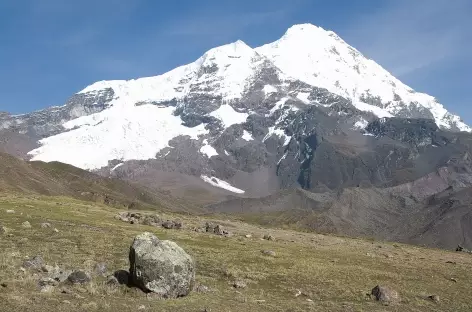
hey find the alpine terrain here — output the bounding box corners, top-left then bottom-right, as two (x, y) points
(2, 23), (472, 249)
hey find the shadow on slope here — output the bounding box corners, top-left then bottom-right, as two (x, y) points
(0, 153), (204, 213)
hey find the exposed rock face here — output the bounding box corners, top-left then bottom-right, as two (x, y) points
(129, 232), (195, 298)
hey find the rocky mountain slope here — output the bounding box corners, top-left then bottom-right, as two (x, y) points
(1, 24), (472, 249)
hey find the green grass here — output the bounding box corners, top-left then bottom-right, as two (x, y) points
(1, 194), (471, 311)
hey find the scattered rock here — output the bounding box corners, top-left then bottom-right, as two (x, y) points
(371, 285), (400, 304)
(40, 223), (51, 228)
(261, 250), (276, 257)
(67, 271), (91, 285)
(0, 226), (7, 234)
(142, 215), (161, 226)
(245, 234), (252, 238)
(41, 265), (55, 273)
(106, 275), (120, 287)
(138, 305), (146, 310)
(22, 256), (44, 269)
(49, 267), (72, 283)
(450, 277), (458, 283)
(195, 284), (210, 293)
(129, 232), (195, 298)
(113, 270), (130, 285)
(456, 245), (472, 254)
(94, 262), (107, 276)
(21, 221), (32, 229)
(53, 228), (60, 233)
(205, 223), (231, 236)
(162, 220), (182, 230)
(263, 234), (274, 241)
(232, 280), (247, 289)
(38, 277), (59, 287)
(6, 210), (15, 214)
(428, 295), (440, 303)
(40, 285), (55, 293)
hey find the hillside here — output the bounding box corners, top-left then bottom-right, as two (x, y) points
(1, 195), (472, 311)
(0, 152), (202, 213)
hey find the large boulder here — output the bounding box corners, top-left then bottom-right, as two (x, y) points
(129, 232), (195, 298)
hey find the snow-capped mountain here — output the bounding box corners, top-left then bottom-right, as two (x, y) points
(256, 24), (470, 132)
(1, 23), (471, 197)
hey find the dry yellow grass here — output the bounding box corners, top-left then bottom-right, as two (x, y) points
(0, 194), (472, 311)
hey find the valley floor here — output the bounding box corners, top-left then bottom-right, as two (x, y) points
(1, 194), (471, 311)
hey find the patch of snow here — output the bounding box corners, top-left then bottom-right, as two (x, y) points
(353, 118), (369, 130)
(111, 163), (123, 171)
(200, 175), (245, 194)
(224, 150), (230, 156)
(200, 140), (218, 158)
(296, 92), (311, 103)
(28, 103), (208, 170)
(209, 104), (249, 127)
(242, 130), (254, 141)
(263, 126), (291, 146)
(263, 85), (278, 95)
(269, 97), (289, 115)
(277, 152), (288, 165)
(352, 101), (393, 118)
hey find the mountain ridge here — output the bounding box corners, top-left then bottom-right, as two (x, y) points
(0, 23), (471, 198)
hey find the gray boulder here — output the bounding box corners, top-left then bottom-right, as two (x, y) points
(371, 285), (400, 304)
(129, 232), (195, 298)
(94, 262), (108, 276)
(67, 270), (91, 284)
(22, 256), (43, 270)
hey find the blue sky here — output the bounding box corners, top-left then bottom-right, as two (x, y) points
(1, 0), (471, 123)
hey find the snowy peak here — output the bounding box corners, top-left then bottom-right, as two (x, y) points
(256, 23), (470, 132)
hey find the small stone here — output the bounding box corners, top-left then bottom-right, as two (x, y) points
(371, 285), (400, 304)
(450, 278), (458, 283)
(233, 280), (247, 289)
(106, 275), (120, 287)
(261, 250), (276, 257)
(67, 271), (91, 285)
(1, 283), (7, 288)
(62, 300), (71, 305)
(38, 277), (59, 287)
(40, 223), (51, 228)
(161, 220), (175, 229)
(195, 284), (210, 293)
(50, 268), (72, 283)
(94, 262), (107, 276)
(23, 255), (44, 269)
(263, 234), (274, 241)
(40, 285), (55, 293)
(41, 265), (55, 273)
(0, 226), (7, 234)
(6, 210), (15, 214)
(138, 305), (146, 310)
(428, 295), (440, 303)
(22, 221), (32, 228)
(245, 234), (252, 238)
(53, 228), (60, 233)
